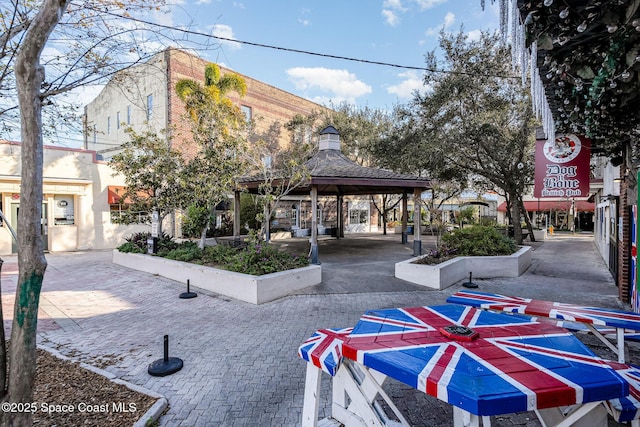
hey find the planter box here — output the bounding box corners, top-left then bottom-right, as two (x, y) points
(395, 246), (532, 290)
(112, 250), (321, 304)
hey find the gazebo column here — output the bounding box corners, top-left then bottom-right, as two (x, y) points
(413, 188), (422, 256)
(338, 194), (344, 238)
(402, 190), (408, 244)
(310, 185), (320, 264)
(233, 190), (241, 240)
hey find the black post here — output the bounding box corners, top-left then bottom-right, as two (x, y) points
(148, 334), (184, 377)
(462, 272), (478, 288)
(179, 279), (197, 299)
(163, 335), (169, 362)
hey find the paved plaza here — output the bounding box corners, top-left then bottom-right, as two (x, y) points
(0, 233), (627, 426)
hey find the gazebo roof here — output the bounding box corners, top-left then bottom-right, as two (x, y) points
(238, 148), (431, 196)
(300, 149), (431, 195)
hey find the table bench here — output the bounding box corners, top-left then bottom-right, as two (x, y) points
(298, 304), (633, 427)
(446, 290), (640, 363)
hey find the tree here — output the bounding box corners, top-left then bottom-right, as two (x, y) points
(0, 0), (174, 142)
(176, 63), (248, 248)
(241, 116), (317, 241)
(9, 1), (67, 425)
(319, 102), (393, 166)
(374, 30), (536, 244)
(109, 127), (187, 235)
(3, 1), (170, 424)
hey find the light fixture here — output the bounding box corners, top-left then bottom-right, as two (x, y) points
(559, 8), (569, 18)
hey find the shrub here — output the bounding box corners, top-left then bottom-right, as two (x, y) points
(200, 241), (309, 275)
(118, 233), (309, 275)
(163, 241), (202, 262)
(441, 225), (517, 256)
(117, 231), (176, 254)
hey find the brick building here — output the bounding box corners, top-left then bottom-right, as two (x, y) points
(83, 48), (328, 159)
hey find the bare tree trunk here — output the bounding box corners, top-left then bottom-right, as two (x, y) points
(8, 0), (67, 425)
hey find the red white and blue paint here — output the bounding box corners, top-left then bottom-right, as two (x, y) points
(603, 361), (640, 422)
(342, 304), (627, 416)
(297, 327), (352, 376)
(447, 290), (640, 331)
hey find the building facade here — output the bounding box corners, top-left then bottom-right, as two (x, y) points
(0, 141), (148, 255)
(83, 48), (329, 159)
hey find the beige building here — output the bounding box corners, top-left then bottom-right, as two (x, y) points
(0, 141), (148, 255)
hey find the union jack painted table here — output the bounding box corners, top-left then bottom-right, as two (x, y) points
(299, 304), (630, 427)
(446, 290), (640, 362)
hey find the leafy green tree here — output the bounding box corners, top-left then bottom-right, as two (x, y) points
(319, 102), (393, 166)
(109, 127), (187, 235)
(373, 31), (536, 244)
(241, 114), (318, 241)
(176, 63), (248, 248)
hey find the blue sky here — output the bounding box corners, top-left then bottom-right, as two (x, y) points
(165, 0), (502, 111)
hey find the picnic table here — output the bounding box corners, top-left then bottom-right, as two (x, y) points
(298, 304), (629, 427)
(446, 290), (640, 363)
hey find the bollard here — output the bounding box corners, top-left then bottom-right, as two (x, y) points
(462, 272), (478, 288)
(179, 279), (197, 299)
(148, 335), (183, 377)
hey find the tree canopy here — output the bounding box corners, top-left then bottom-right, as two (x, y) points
(372, 30), (537, 243)
(176, 63), (248, 247)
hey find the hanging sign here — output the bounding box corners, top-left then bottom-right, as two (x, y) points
(534, 134), (591, 198)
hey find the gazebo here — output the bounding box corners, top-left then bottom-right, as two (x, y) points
(234, 126), (431, 263)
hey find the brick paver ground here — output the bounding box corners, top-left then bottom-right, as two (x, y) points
(0, 233), (628, 426)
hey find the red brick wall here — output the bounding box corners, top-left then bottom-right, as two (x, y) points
(619, 179), (630, 302)
(165, 48), (329, 158)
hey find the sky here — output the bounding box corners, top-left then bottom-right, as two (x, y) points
(162, 0), (502, 111)
(42, 0), (502, 147)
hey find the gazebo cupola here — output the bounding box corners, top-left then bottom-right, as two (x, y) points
(319, 126), (341, 151)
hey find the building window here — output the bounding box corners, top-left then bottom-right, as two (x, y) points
(241, 105), (252, 121)
(53, 196), (75, 225)
(107, 116), (111, 135)
(127, 105), (131, 124)
(116, 111), (121, 129)
(147, 94), (153, 119)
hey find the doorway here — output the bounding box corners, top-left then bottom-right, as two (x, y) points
(10, 203), (48, 253)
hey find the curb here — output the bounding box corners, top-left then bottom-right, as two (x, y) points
(38, 344), (168, 426)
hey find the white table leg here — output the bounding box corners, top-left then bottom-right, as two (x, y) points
(302, 363), (322, 427)
(617, 327), (625, 363)
(453, 407), (486, 427)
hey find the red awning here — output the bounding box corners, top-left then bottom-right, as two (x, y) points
(107, 185), (133, 204)
(497, 200), (595, 212)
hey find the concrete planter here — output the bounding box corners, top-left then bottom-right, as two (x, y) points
(112, 250), (321, 304)
(395, 246), (532, 290)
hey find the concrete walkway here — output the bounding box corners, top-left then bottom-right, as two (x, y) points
(0, 232), (627, 426)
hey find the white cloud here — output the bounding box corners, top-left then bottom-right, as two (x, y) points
(382, 9), (401, 26)
(414, 0), (447, 10)
(466, 29), (483, 42)
(286, 67), (372, 104)
(211, 24), (242, 50)
(386, 71), (426, 99)
(299, 18), (311, 26)
(383, 0), (407, 11)
(425, 11), (455, 36)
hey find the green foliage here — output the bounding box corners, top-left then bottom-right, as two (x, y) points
(240, 193), (261, 231)
(117, 232), (176, 254)
(108, 127), (187, 233)
(163, 241), (202, 262)
(441, 226), (517, 256)
(182, 204), (211, 238)
(119, 237), (309, 275)
(202, 241), (309, 275)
